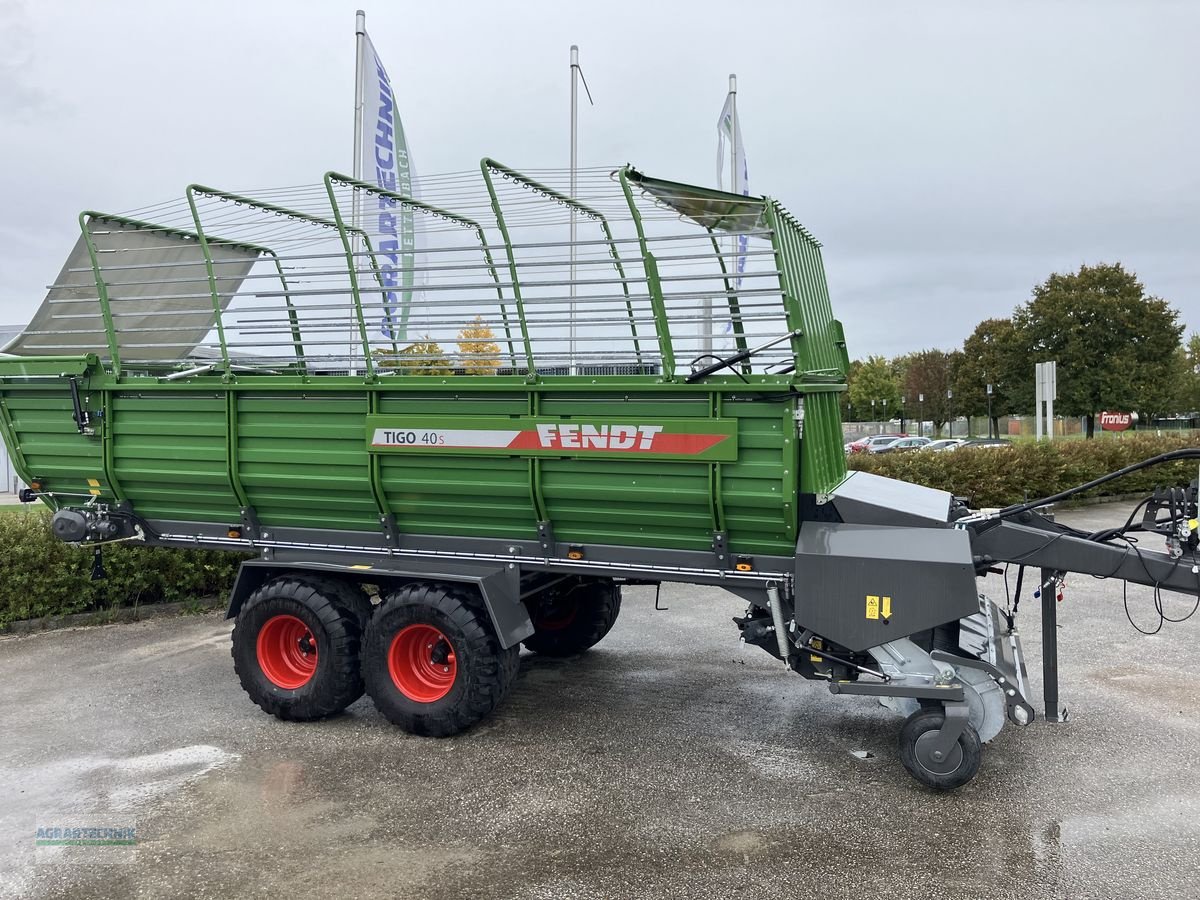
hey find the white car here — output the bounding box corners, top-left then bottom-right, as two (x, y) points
(924, 438), (967, 452)
(872, 436), (932, 454)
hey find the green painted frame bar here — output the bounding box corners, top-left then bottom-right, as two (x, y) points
(477, 160), (539, 378)
(480, 158), (645, 367)
(79, 212), (307, 377)
(0, 355), (97, 378)
(324, 172), (521, 369)
(76, 213), (124, 375)
(186, 185), (382, 377)
(616, 166), (676, 380)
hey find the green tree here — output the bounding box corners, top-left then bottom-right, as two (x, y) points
(903, 349), (962, 436)
(953, 318), (1024, 438)
(1012, 263), (1182, 437)
(1172, 333), (1200, 414)
(841, 358), (863, 421)
(847, 355), (901, 422)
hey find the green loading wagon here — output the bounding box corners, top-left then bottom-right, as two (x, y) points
(4, 160), (1199, 789)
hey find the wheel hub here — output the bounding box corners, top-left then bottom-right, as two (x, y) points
(256, 614), (319, 690)
(388, 624), (458, 703)
(913, 730), (964, 776)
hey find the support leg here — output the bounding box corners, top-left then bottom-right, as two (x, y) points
(1040, 567), (1066, 722)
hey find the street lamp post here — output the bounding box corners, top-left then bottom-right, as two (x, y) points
(986, 383), (994, 439)
(882, 398), (888, 432)
(871, 399), (877, 433)
(918, 393), (925, 438)
(900, 395), (906, 434)
(946, 389), (954, 439)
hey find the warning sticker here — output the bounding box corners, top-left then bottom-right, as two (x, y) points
(866, 595), (892, 620)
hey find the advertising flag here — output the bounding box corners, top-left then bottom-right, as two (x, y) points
(359, 32), (417, 340)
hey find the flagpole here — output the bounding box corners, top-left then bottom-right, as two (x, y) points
(569, 44), (579, 374)
(350, 9), (367, 375)
(724, 74), (738, 356)
(353, 10), (366, 184)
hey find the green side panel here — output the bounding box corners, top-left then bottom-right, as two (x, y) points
(800, 392), (847, 496)
(376, 393), (538, 541)
(539, 392), (712, 550)
(111, 395), (240, 521)
(767, 201), (848, 495)
(721, 398), (797, 556)
(237, 395), (379, 531)
(3, 390), (105, 499)
(541, 456), (713, 551)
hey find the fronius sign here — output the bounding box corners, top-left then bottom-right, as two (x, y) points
(365, 416), (738, 461)
(1099, 411), (1135, 431)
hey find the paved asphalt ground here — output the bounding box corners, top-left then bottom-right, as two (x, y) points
(3, 502), (1200, 899)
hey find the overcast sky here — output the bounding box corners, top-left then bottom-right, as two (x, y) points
(1, 0), (1196, 359)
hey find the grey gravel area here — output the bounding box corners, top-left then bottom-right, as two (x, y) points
(2, 501), (1198, 899)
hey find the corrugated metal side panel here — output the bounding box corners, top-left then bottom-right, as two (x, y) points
(111, 395), (240, 521)
(538, 393), (715, 551)
(376, 393), (538, 541)
(238, 395), (379, 531)
(800, 391), (846, 496)
(3, 390), (104, 498)
(721, 398), (795, 556)
(767, 201), (848, 495)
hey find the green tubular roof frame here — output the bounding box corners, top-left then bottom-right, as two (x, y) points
(324, 171), (521, 369)
(477, 159), (537, 377)
(481, 158), (646, 372)
(78, 212), (307, 379)
(615, 166), (676, 380)
(186, 184), (386, 377)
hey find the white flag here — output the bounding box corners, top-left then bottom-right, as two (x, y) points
(716, 93), (749, 331)
(360, 32), (418, 341)
(716, 93), (748, 198)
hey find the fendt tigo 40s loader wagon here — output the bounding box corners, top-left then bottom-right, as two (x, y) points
(3, 162), (1198, 789)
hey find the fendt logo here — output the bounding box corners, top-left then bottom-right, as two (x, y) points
(1099, 411), (1135, 431)
(366, 416), (739, 460)
(535, 423), (661, 450)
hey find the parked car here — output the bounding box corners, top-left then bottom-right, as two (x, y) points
(958, 438), (1014, 450)
(845, 433), (907, 454)
(865, 436), (904, 453)
(873, 436), (932, 454)
(923, 438), (967, 452)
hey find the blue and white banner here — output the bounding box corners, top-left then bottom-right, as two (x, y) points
(360, 33), (417, 341)
(717, 93), (749, 332)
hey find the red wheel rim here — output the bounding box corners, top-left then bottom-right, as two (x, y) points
(388, 624), (457, 703)
(256, 614), (318, 689)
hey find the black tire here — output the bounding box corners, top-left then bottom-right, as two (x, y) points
(290, 573), (374, 630)
(521, 579), (621, 657)
(898, 707), (983, 791)
(363, 582), (519, 737)
(231, 577), (364, 721)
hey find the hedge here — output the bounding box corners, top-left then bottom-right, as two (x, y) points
(847, 434), (1200, 508)
(0, 509), (246, 628)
